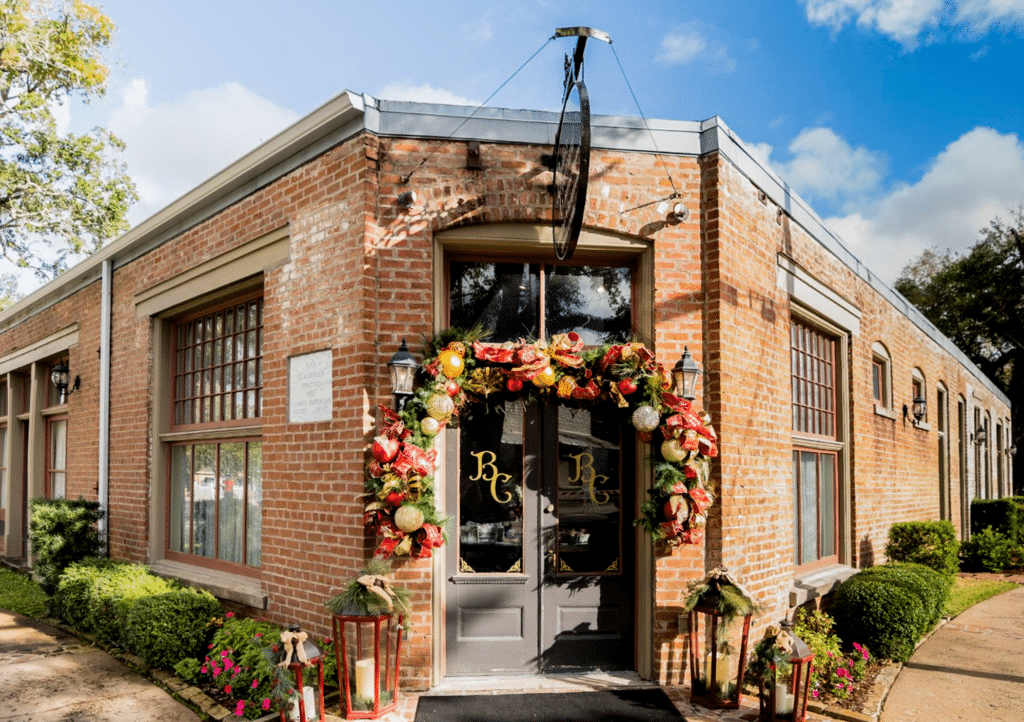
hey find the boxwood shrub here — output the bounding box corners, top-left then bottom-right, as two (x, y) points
(88, 563), (180, 646)
(970, 498), (1023, 545)
(52, 558), (128, 628)
(29, 498), (104, 595)
(960, 527), (1015, 572)
(831, 561), (950, 662)
(885, 520), (959, 580)
(124, 588), (222, 669)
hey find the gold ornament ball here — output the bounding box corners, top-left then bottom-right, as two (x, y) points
(631, 405), (660, 432)
(426, 393), (455, 420)
(394, 505), (425, 533)
(661, 438), (688, 463)
(438, 349), (465, 378)
(420, 416), (441, 436)
(531, 366), (556, 387)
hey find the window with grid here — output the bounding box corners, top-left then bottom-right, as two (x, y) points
(168, 294), (264, 571)
(791, 317), (841, 568)
(791, 319), (836, 438)
(172, 296), (263, 428)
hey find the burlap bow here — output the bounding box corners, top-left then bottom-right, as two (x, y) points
(278, 629), (310, 668)
(357, 574), (398, 612)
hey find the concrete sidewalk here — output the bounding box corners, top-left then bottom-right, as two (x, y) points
(0, 608), (201, 722)
(880, 581), (1024, 722)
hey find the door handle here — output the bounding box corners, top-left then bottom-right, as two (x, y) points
(544, 504), (555, 513)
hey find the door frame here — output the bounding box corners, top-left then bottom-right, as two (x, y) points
(429, 223), (656, 686)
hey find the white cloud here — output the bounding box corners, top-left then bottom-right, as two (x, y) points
(766, 127), (887, 212)
(376, 82), (479, 106)
(800, 0), (1024, 46)
(108, 80), (299, 227)
(823, 127), (1024, 284)
(656, 23), (736, 72)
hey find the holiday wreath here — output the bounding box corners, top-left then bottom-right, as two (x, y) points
(363, 328), (719, 559)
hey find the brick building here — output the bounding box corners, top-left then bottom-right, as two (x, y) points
(0, 92), (1012, 689)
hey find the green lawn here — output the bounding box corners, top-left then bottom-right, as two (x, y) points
(0, 567), (48, 618)
(945, 575), (1019, 619)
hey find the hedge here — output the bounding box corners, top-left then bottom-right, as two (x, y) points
(124, 589), (222, 669)
(970, 497), (1024, 545)
(885, 520), (959, 579)
(28, 498), (104, 595)
(831, 562), (950, 662)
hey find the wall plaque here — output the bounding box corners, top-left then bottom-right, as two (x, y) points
(288, 350), (332, 423)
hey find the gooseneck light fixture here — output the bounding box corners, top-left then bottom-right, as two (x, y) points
(672, 347), (702, 402)
(387, 339), (419, 411)
(50, 361), (79, 402)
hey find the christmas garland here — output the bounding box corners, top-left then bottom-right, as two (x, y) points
(363, 328), (719, 558)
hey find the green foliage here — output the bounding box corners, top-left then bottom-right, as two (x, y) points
(198, 615), (337, 720)
(123, 588), (222, 669)
(831, 562), (951, 662)
(28, 497), (104, 595)
(853, 562), (951, 632)
(0, 567), (48, 617)
(173, 656), (202, 684)
(0, 0), (137, 283)
(971, 498), (1023, 545)
(88, 563), (178, 646)
(886, 520), (960, 580)
(51, 556), (121, 625)
(961, 527), (1016, 572)
(793, 608), (871, 702)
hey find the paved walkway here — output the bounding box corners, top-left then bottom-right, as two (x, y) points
(0, 609), (201, 722)
(879, 582), (1024, 722)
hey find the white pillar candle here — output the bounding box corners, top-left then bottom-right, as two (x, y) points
(355, 657), (376, 700)
(705, 651), (731, 686)
(287, 686), (318, 722)
(774, 682), (794, 715)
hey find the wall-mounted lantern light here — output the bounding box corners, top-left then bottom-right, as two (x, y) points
(973, 426), (987, 446)
(672, 347), (702, 402)
(387, 339), (419, 411)
(50, 361), (79, 402)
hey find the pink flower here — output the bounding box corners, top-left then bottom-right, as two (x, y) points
(221, 650), (229, 658)
(262, 699), (271, 711)
(212, 665), (222, 677)
(227, 612), (236, 618)
(251, 679), (259, 689)
(225, 684), (233, 695)
(224, 659), (234, 670)
(235, 700), (245, 716)
(812, 690), (819, 699)
(200, 666), (208, 674)
(827, 651), (834, 658)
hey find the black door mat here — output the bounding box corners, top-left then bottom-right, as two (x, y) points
(413, 688), (685, 722)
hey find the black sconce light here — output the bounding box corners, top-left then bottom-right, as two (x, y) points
(387, 339), (419, 411)
(902, 395), (927, 424)
(973, 426), (987, 446)
(672, 347), (702, 402)
(50, 361), (79, 402)
(396, 191), (417, 210)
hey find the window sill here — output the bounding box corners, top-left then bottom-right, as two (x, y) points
(151, 559), (268, 609)
(873, 404), (897, 420)
(789, 564), (856, 607)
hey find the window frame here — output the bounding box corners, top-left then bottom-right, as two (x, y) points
(162, 290), (265, 576)
(790, 310), (850, 573)
(444, 255), (638, 347)
(45, 414), (68, 499)
(870, 342), (893, 416)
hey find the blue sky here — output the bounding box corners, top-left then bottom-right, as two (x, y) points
(31, 0), (1024, 293)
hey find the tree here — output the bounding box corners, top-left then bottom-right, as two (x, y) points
(894, 208), (1023, 494)
(0, 0), (136, 285)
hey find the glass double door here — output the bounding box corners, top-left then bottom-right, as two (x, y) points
(444, 400), (634, 676)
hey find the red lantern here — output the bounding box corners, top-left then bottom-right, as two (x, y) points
(333, 611), (404, 719)
(277, 625), (325, 722)
(758, 621), (814, 722)
(686, 583), (752, 710)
